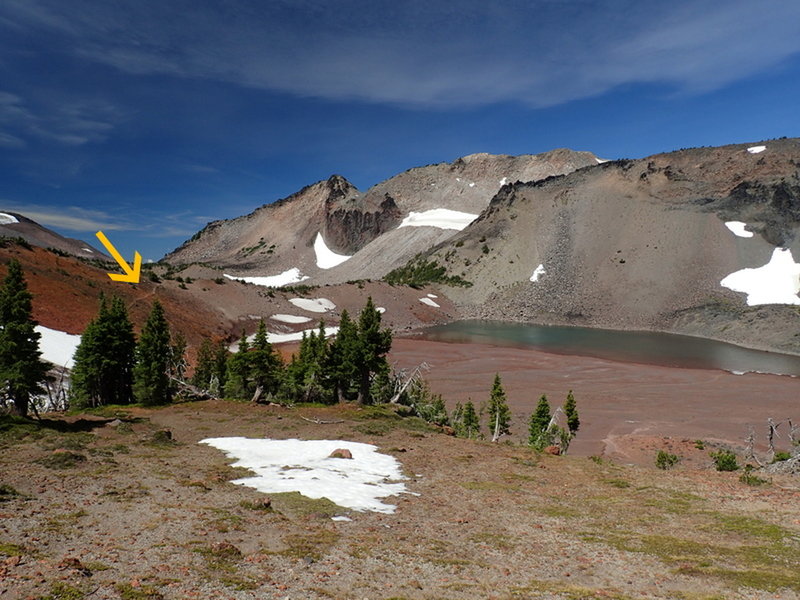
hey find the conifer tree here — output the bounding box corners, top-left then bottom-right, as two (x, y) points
(212, 339), (228, 392)
(487, 373), (510, 441)
(70, 295), (135, 408)
(460, 400), (480, 439)
(529, 394), (552, 450)
(0, 260), (50, 417)
(249, 320), (282, 398)
(192, 337), (215, 391)
(355, 297), (392, 404)
(324, 310), (358, 403)
(564, 389), (580, 434)
(133, 300), (172, 405)
(224, 330), (250, 399)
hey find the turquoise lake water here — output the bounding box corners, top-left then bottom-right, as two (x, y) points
(421, 320), (800, 377)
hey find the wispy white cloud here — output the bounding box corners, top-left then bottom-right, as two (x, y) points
(0, 202), (129, 231)
(1, 0), (798, 108)
(0, 88), (121, 146)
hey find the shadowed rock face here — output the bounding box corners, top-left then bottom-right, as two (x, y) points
(323, 193), (402, 255)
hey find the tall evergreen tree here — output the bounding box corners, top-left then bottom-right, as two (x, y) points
(324, 310), (358, 403)
(487, 373), (511, 441)
(460, 400), (480, 439)
(249, 320), (282, 398)
(529, 394), (552, 450)
(224, 330), (250, 399)
(0, 260), (50, 417)
(212, 339), (229, 393)
(564, 389), (580, 434)
(70, 295), (135, 408)
(192, 337), (215, 391)
(355, 297), (392, 404)
(133, 300), (172, 405)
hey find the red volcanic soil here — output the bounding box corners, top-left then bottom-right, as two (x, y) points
(388, 337), (799, 465)
(0, 245), (226, 344)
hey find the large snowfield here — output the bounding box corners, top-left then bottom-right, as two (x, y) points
(0, 212), (19, 224)
(34, 325), (81, 369)
(398, 208), (479, 231)
(224, 268), (309, 287)
(720, 247), (800, 306)
(199, 437), (410, 513)
(314, 232), (351, 269)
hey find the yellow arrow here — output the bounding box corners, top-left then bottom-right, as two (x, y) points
(95, 231), (142, 284)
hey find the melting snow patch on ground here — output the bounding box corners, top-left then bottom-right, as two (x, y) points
(499, 177), (508, 186)
(230, 326), (339, 349)
(289, 297), (336, 313)
(0, 212), (19, 224)
(314, 232), (351, 269)
(720, 248), (800, 306)
(747, 145), (766, 154)
(199, 438), (409, 513)
(376, 307), (386, 313)
(427, 293), (438, 298)
(419, 297), (440, 308)
(725, 221), (754, 238)
(595, 157), (609, 164)
(82, 248), (94, 253)
(530, 264), (546, 282)
(398, 209), (479, 231)
(35, 326), (81, 369)
(224, 268), (309, 288)
(270, 314), (312, 324)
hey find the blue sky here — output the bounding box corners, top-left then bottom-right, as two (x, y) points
(1, 0), (799, 261)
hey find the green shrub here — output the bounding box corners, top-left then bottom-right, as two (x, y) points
(385, 255), (471, 288)
(739, 464), (769, 486)
(655, 450), (680, 470)
(710, 449), (739, 471)
(771, 451), (792, 463)
(694, 439), (705, 450)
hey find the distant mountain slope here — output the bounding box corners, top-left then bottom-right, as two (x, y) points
(0, 211), (107, 259)
(419, 139), (800, 353)
(164, 148), (598, 284)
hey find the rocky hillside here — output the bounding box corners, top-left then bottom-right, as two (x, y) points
(421, 139), (800, 353)
(164, 149), (598, 284)
(0, 211), (107, 260)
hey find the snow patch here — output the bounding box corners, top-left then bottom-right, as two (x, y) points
(530, 264), (546, 282)
(82, 247), (94, 253)
(427, 293), (438, 298)
(499, 177), (508, 186)
(419, 297), (440, 308)
(231, 326), (339, 349)
(270, 314), (312, 324)
(331, 515), (352, 522)
(289, 297), (336, 313)
(468, 182), (475, 187)
(725, 221), (754, 238)
(747, 145), (766, 154)
(0, 212), (18, 224)
(35, 325), (81, 369)
(376, 307), (386, 313)
(224, 268), (308, 288)
(314, 232), (351, 269)
(720, 248), (800, 306)
(199, 438), (409, 513)
(595, 157), (609, 164)
(398, 209), (479, 231)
